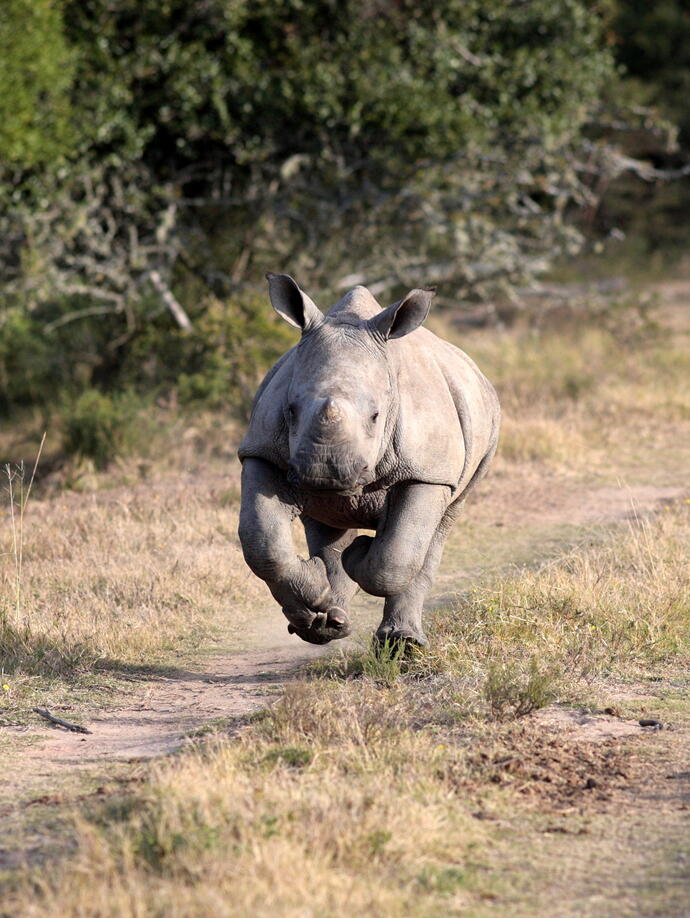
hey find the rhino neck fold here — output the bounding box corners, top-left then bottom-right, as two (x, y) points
(373, 358), (400, 478)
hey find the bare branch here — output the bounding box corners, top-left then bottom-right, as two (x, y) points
(43, 305), (116, 333)
(147, 269), (192, 331)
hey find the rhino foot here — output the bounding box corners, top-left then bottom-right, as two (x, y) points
(286, 607), (351, 645)
(374, 626), (428, 655)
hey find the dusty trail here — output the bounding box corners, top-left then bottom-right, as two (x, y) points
(4, 617), (332, 769)
(35, 642), (319, 765)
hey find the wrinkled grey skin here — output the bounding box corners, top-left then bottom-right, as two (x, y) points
(238, 273), (500, 647)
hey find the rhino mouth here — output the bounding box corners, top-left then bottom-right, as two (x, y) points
(286, 465), (369, 495)
(287, 454), (370, 494)
(291, 476), (365, 496)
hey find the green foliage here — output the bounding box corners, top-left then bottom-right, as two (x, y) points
(61, 390), (140, 469)
(596, 2), (690, 251)
(4, 1), (618, 306)
(0, 0), (74, 167)
(61, 0), (611, 180)
(417, 866), (467, 896)
(613, 0), (690, 143)
(122, 293), (296, 414)
(483, 659), (559, 720)
(1, 0), (671, 415)
(263, 745), (313, 769)
(0, 290), (294, 420)
(0, 309), (52, 412)
(0, 296), (132, 412)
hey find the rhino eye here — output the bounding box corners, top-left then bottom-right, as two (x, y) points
(371, 411), (379, 423)
(287, 404), (297, 423)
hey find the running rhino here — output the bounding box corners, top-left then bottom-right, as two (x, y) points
(238, 273), (500, 647)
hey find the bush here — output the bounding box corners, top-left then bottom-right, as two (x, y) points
(2, 0), (621, 342)
(121, 292), (296, 415)
(0, 308), (52, 412)
(61, 390), (140, 469)
(0, 295), (132, 414)
(1, 288), (295, 423)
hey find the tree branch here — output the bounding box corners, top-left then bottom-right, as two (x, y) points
(147, 269), (192, 330)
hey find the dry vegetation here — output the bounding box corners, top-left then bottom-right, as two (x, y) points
(1, 285), (689, 915)
(439, 292), (690, 471)
(3, 504), (689, 917)
(0, 417), (266, 718)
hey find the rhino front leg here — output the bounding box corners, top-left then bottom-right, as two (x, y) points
(239, 458), (346, 644)
(341, 482), (452, 641)
(376, 500), (462, 647)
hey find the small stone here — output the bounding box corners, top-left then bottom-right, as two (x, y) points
(639, 718), (662, 728)
(585, 777), (597, 789)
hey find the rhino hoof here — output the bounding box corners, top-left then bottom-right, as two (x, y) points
(287, 608), (351, 645)
(374, 627), (428, 655)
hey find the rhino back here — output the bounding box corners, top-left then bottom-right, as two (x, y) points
(389, 327), (500, 497)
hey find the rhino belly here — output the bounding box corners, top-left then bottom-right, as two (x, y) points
(299, 487), (387, 530)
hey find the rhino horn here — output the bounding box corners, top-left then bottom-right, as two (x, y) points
(318, 397), (344, 426)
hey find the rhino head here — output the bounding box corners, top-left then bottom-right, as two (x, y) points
(266, 273), (435, 494)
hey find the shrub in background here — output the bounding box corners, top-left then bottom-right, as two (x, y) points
(61, 390), (141, 469)
(1, 289), (294, 429)
(0, 308), (53, 413)
(121, 292), (296, 416)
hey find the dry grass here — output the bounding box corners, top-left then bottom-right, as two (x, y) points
(429, 503), (690, 673)
(3, 499), (689, 917)
(432, 300), (690, 470)
(1, 286), (690, 916)
(0, 450), (268, 718)
(319, 502), (690, 715)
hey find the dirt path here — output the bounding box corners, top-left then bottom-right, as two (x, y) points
(3, 617), (332, 770)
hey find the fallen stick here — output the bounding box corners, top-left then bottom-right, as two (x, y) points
(33, 708), (92, 735)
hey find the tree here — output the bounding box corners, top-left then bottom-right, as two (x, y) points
(0, 0), (74, 167)
(613, 0), (690, 144)
(582, 1), (690, 248)
(1, 0), (649, 407)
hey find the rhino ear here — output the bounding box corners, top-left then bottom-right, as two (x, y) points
(368, 287), (435, 341)
(266, 273), (324, 333)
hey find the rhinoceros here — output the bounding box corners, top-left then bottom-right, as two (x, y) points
(238, 273), (500, 647)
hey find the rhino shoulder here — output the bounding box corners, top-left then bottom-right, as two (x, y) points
(237, 347), (295, 467)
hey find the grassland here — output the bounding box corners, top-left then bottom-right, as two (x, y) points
(3, 500), (688, 918)
(1, 279), (689, 916)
